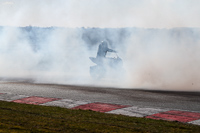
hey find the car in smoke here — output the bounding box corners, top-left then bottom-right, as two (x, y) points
(89, 52), (123, 79)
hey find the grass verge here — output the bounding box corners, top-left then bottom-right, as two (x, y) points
(0, 101), (200, 133)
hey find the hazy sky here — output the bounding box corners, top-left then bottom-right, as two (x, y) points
(0, 0), (200, 28)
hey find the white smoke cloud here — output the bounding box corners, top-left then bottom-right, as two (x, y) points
(2, 1), (13, 5)
(0, 27), (92, 85)
(0, 27), (38, 77)
(0, 0), (200, 28)
(1, 26), (200, 91)
(1, 0), (200, 91)
(122, 28), (200, 91)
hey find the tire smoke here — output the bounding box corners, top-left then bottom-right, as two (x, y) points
(0, 27), (200, 91)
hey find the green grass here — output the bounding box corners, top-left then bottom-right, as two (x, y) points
(0, 101), (200, 133)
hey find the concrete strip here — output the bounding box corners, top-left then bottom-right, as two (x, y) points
(41, 99), (91, 108)
(189, 119), (200, 125)
(107, 106), (169, 117)
(107, 107), (144, 117)
(0, 93), (28, 101)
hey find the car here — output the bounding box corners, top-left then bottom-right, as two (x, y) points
(89, 53), (123, 79)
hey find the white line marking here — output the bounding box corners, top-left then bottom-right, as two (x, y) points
(41, 99), (91, 108)
(0, 93), (28, 101)
(189, 119), (200, 125)
(107, 106), (169, 117)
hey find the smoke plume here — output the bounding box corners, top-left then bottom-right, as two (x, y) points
(1, 27), (200, 91)
(1, 0), (200, 91)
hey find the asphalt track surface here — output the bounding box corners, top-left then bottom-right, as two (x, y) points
(0, 81), (200, 112)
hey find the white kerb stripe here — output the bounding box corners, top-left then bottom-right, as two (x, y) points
(107, 106), (169, 117)
(0, 93), (28, 101)
(41, 99), (90, 108)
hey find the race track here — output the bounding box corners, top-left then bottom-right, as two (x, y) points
(0, 81), (200, 112)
